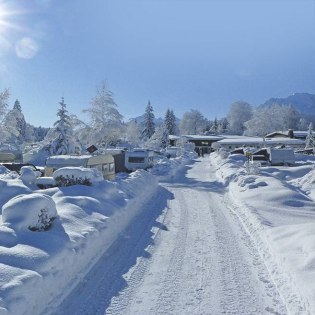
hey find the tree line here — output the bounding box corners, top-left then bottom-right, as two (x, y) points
(0, 83), (312, 156)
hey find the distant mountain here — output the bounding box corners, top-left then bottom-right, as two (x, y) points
(263, 93), (315, 116)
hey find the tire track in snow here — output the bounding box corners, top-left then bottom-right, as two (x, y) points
(50, 186), (173, 315)
(154, 189), (189, 314)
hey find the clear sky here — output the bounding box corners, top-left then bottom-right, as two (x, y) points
(0, 0), (315, 127)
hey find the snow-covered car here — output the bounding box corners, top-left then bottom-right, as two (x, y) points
(0, 163), (44, 176)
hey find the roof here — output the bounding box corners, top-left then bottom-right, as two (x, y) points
(46, 155), (91, 166)
(217, 137), (305, 145)
(183, 135), (224, 141)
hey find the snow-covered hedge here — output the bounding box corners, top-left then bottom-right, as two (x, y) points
(53, 166), (103, 186)
(2, 193), (57, 232)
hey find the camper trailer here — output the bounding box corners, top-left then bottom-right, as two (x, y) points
(0, 152), (16, 162)
(125, 149), (155, 171)
(45, 154), (115, 180)
(267, 148), (295, 166)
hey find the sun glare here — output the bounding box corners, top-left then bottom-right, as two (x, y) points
(0, 2), (24, 35)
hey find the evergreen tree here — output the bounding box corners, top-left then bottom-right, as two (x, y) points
(164, 108), (177, 135)
(2, 99), (27, 144)
(142, 101), (155, 140)
(147, 124), (169, 149)
(305, 123), (315, 149)
(49, 97), (80, 155)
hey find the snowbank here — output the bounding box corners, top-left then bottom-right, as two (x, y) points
(0, 150), (196, 315)
(211, 151), (315, 314)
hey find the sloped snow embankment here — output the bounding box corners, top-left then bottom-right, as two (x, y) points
(0, 170), (158, 315)
(211, 151), (315, 314)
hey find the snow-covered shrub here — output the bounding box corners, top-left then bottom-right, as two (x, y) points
(19, 166), (38, 184)
(53, 166), (103, 187)
(245, 161), (260, 175)
(2, 193), (57, 232)
(218, 148), (229, 159)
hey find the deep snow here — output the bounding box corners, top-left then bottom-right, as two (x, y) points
(1, 150), (315, 314)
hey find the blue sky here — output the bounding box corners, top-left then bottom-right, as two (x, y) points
(0, 0), (314, 127)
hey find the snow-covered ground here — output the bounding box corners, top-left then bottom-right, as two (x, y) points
(1, 150), (315, 314)
(0, 155), (192, 315)
(211, 151), (315, 314)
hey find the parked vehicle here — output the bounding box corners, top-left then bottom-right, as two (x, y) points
(125, 149), (155, 171)
(267, 147), (295, 166)
(45, 154), (115, 180)
(0, 152), (16, 162)
(1, 162), (44, 176)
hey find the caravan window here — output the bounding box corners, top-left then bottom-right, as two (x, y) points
(102, 164), (109, 173)
(128, 156), (145, 163)
(109, 163), (115, 172)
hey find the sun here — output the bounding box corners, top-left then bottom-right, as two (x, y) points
(0, 1), (23, 35)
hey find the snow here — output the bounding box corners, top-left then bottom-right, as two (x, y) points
(0, 153), (191, 315)
(211, 151), (315, 314)
(2, 193), (57, 231)
(52, 166), (104, 184)
(1, 147), (315, 314)
(45, 155), (91, 166)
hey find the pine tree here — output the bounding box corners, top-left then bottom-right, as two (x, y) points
(305, 123), (315, 149)
(13, 100), (26, 142)
(142, 101), (155, 140)
(50, 97), (80, 155)
(164, 108), (177, 135)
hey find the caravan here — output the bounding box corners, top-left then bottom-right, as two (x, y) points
(45, 154), (115, 180)
(124, 149), (155, 171)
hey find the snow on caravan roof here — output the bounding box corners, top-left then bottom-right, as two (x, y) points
(217, 137), (305, 145)
(46, 155), (91, 166)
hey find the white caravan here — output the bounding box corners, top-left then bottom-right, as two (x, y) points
(124, 149), (155, 171)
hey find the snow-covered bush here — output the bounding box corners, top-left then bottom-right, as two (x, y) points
(245, 161), (260, 175)
(2, 193), (57, 232)
(19, 166), (38, 184)
(218, 148), (229, 159)
(53, 166), (103, 187)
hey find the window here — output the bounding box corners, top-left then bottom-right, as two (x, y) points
(128, 156), (145, 163)
(102, 164), (109, 172)
(109, 163), (115, 172)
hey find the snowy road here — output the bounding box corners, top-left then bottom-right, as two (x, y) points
(52, 157), (287, 315)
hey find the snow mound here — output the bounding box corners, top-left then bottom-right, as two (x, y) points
(19, 166), (38, 185)
(53, 166), (103, 186)
(0, 179), (31, 211)
(0, 165), (19, 180)
(2, 193), (57, 232)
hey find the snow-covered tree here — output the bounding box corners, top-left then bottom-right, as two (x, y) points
(83, 82), (124, 148)
(244, 104), (300, 136)
(305, 123), (315, 149)
(142, 101), (155, 140)
(0, 88), (10, 143)
(3, 99), (27, 143)
(298, 117), (309, 131)
(146, 124), (169, 149)
(179, 109), (208, 135)
(227, 101), (252, 135)
(33, 126), (50, 142)
(0, 88), (10, 122)
(164, 108), (177, 135)
(125, 120), (141, 147)
(218, 117), (228, 134)
(49, 97), (80, 155)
